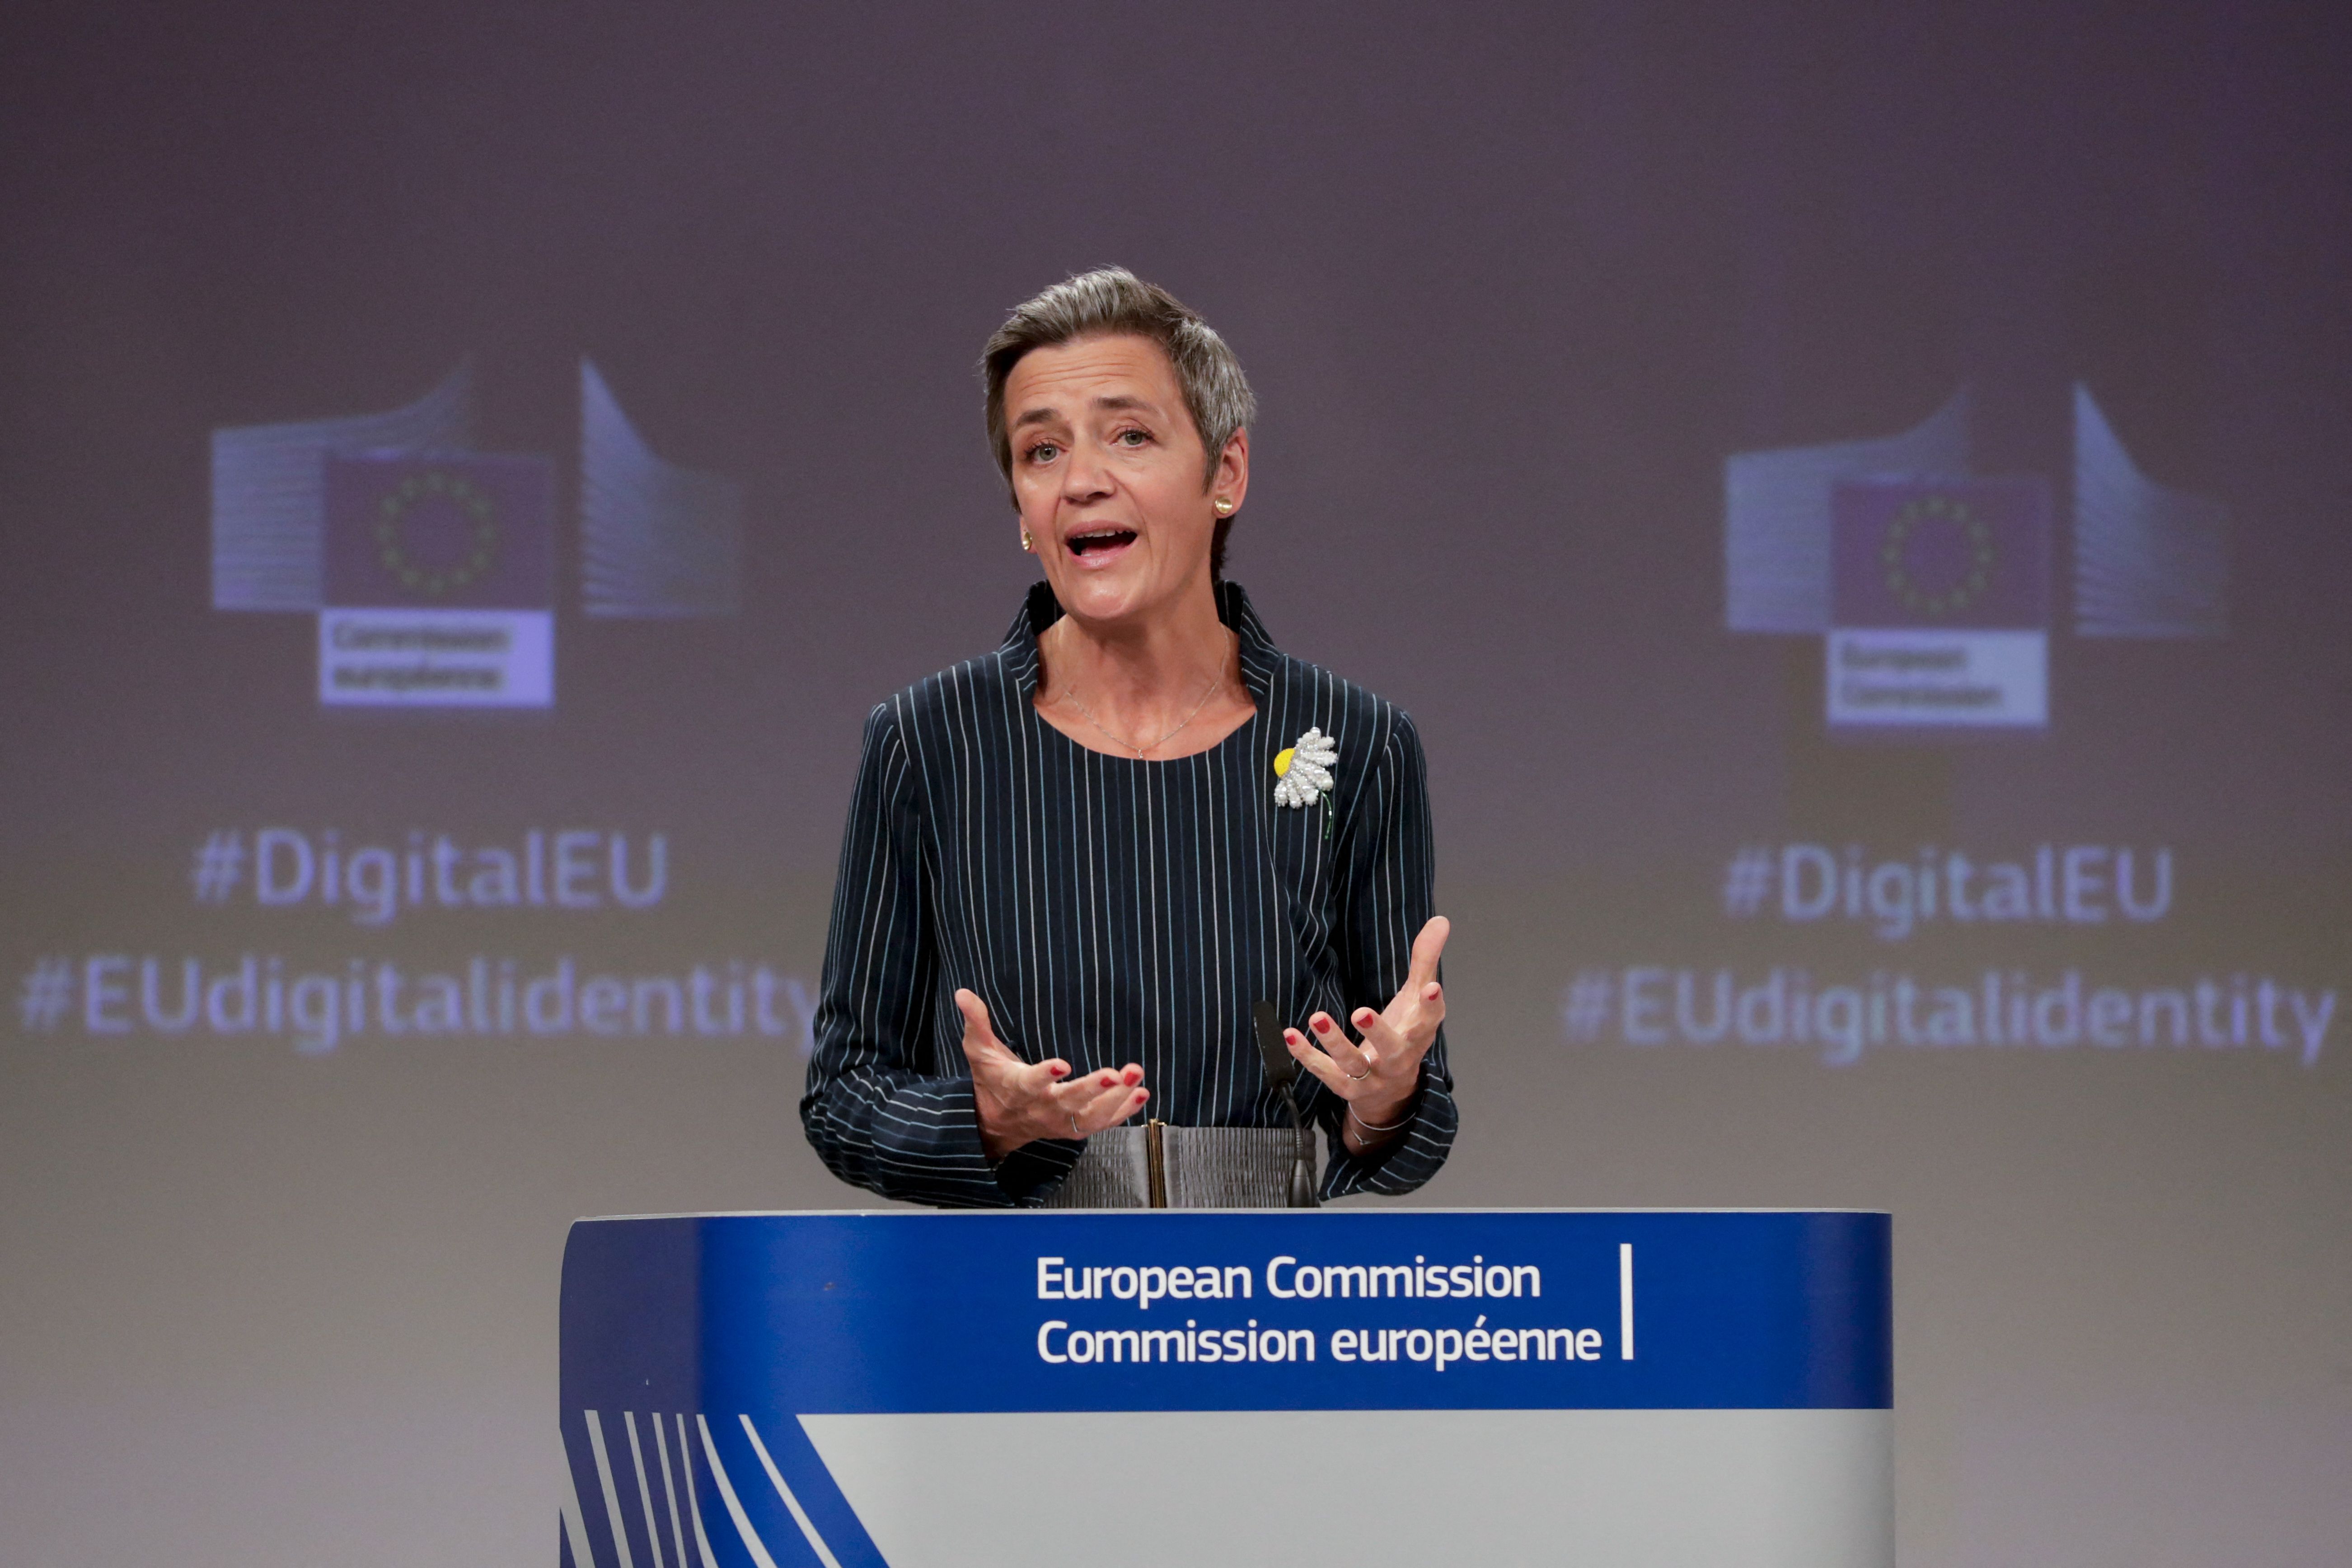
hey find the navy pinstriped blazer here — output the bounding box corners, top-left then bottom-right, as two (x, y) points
(801, 580), (1457, 1207)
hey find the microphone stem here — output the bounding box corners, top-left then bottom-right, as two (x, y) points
(1279, 1083), (1318, 1208)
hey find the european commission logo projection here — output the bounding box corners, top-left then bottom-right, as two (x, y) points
(208, 358), (744, 711)
(1724, 383), (2228, 734)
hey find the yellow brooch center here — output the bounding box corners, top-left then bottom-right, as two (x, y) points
(1273, 746), (1296, 777)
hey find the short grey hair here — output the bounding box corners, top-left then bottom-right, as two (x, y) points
(983, 267), (1257, 575)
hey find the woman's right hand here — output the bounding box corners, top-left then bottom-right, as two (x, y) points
(955, 988), (1147, 1160)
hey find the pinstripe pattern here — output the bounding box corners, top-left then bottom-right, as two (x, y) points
(801, 581), (1456, 1208)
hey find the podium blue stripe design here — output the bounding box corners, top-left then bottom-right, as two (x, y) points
(561, 1408), (886, 1568)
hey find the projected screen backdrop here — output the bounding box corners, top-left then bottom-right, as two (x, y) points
(3, 4), (2347, 1564)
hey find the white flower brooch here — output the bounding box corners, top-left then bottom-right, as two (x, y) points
(1272, 727), (1338, 809)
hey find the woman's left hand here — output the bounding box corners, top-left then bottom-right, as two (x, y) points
(1284, 916), (1449, 1151)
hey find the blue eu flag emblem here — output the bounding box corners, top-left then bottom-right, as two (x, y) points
(325, 453), (553, 609)
(1832, 477), (2049, 630)
(318, 453), (556, 707)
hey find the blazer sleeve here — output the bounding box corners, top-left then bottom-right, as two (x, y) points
(1318, 707), (1459, 1198)
(799, 702), (1079, 1207)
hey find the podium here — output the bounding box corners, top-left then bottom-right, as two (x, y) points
(558, 1210), (1891, 1567)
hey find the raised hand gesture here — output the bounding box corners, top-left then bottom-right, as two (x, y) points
(955, 988), (1148, 1161)
(1283, 916), (1449, 1153)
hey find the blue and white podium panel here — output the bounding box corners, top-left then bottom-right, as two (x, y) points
(558, 1210), (1891, 1568)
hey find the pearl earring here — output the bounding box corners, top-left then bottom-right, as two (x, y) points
(1021, 527), (1033, 552)
(1214, 498), (1235, 515)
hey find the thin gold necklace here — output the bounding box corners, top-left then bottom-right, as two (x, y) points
(1059, 671), (1223, 758)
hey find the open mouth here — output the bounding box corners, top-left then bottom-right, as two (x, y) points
(1066, 527), (1138, 559)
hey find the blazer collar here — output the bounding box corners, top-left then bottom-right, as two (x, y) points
(1002, 580), (1282, 702)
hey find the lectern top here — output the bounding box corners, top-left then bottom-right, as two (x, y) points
(576, 1205), (1892, 1222)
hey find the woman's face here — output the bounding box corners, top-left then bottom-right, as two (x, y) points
(1004, 332), (1246, 631)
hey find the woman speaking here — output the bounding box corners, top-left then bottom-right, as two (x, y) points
(801, 268), (1455, 1207)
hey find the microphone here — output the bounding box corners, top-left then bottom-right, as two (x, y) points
(1252, 1000), (1320, 1208)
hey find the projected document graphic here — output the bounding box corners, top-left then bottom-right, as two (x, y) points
(580, 359), (744, 618)
(2072, 385), (2229, 639)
